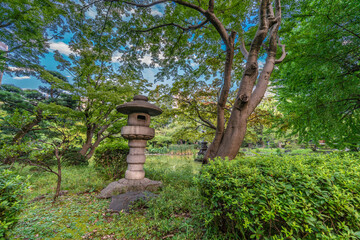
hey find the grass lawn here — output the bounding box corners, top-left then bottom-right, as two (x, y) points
(10, 156), (205, 240)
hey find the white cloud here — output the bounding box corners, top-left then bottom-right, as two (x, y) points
(49, 41), (74, 56)
(13, 76), (31, 80)
(139, 52), (165, 67)
(8, 67), (32, 72)
(111, 51), (123, 62)
(0, 42), (8, 51)
(140, 55), (153, 65)
(86, 7), (97, 19)
(151, 8), (163, 16)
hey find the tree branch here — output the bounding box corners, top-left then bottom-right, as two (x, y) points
(247, 0), (283, 113)
(208, 0), (214, 12)
(193, 103), (216, 130)
(275, 43), (286, 64)
(174, 0), (206, 14)
(0, 21), (14, 28)
(187, 115), (216, 130)
(326, 14), (360, 40)
(120, 0), (169, 7)
(239, 37), (249, 59)
(136, 20), (209, 32)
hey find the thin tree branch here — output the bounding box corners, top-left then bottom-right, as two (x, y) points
(275, 43), (286, 64)
(121, 0), (169, 7)
(326, 14), (360, 40)
(239, 37), (249, 59)
(208, 0), (214, 12)
(136, 20), (209, 32)
(0, 21), (14, 28)
(187, 115), (216, 130)
(174, 0), (206, 14)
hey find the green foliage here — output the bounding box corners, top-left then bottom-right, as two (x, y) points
(197, 154), (360, 239)
(0, 0), (75, 75)
(274, 0), (360, 148)
(94, 140), (129, 180)
(147, 144), (197, 155)
(62, 148), (88, 167)
(0, 169), (28, 238)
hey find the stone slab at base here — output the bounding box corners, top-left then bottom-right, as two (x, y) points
(109, 191), (157, 212)
(97, 178), (162, 199)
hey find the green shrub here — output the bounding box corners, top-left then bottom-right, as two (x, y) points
(62, 148), (88, 166)
(0, 169), (29, 238)
(197, 154), (360, 239)
(94, 140), (129, 180)
(147, 144), (197, 155)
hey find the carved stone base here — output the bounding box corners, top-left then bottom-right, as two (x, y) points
(97, 178), (162, 199)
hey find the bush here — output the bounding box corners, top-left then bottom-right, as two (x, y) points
(147, 144), (197, 155)
(197, 154), (360, 239)
(94, 140), (129, 180)
(62, 148), (88, 166)
(0, 168), (28, 238)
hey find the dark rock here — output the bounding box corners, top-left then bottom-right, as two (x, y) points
(109, 191), (157, 212)
(97, 178), (162, 199)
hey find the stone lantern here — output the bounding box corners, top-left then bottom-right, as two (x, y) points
(98, 95), (162, 199)
(117, 95), (162, 180)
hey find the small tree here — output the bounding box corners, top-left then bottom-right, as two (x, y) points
(1, 113), (79, 201)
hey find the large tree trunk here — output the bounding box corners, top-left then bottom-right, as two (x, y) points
(204, 0), (285, 161)
(215, 112), (249, 159)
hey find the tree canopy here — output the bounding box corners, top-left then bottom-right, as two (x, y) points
(0, 0), (75, 80)
(274, 0), (360, 149)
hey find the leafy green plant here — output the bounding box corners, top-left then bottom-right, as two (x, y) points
(147, 144), (197, 155)
(197, 154), (360, 239)
(62, 148), (88, 166)
(94, 140), (129, 180)
(0, 169), (28, 239)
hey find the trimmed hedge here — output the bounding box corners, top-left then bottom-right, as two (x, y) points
(197, 154), (360, 239)
(0, 169), (28, 239)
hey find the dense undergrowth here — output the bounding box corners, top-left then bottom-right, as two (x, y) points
(6, 153), (360, 239)
(198, 153), (360, 239)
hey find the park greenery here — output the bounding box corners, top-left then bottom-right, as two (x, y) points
(0, 0), (359, 239)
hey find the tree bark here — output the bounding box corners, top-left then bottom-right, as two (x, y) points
(79, 123), (109, 159)
(79, 124), (94, 157)
(85, 139), (102, 160)
(53, 148), (62, 202)
(205, 31), (236, 160)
